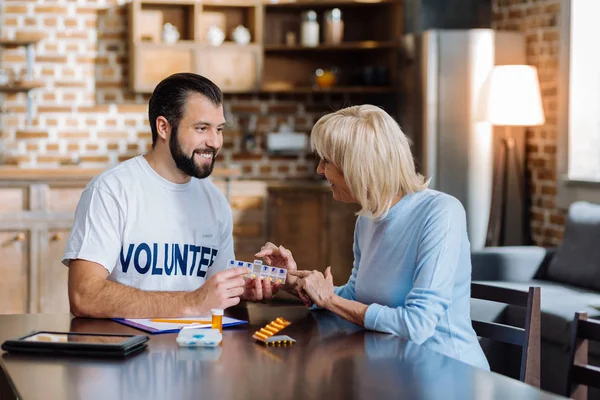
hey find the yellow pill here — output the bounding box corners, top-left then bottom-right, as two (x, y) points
(255, 332), (268, 340)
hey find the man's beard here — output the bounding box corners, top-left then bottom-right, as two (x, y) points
(169, 125), (216, 179)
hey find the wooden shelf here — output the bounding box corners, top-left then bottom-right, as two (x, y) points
(137, 0), (261, 6)
(136, 0), (197, 5)
(261, 85), (396, 93)
(134, 41), (261, 49)
(0, 33), (45, 122)
(0, 82), (44, 93)
(203, 0), (261, 6)
(264, 0), (400, 7)
(134, 40), (197, 49)
(265, 41), (399, 52)
(0, 34), (45, 47)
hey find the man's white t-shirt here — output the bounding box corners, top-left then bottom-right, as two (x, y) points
(62, 155), (234, 291)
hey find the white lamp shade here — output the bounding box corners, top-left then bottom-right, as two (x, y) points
(479, 65), (545, 126)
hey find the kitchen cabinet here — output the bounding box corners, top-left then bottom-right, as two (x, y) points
(127, 0), (403, 95)
(0, 167), (244, 315)
(128, 0), (263, 93)
(39, 229), (71, 313)
(0, 230), (29, 314)
(0, 182), (85, 314)
(263, 0), (402, 94)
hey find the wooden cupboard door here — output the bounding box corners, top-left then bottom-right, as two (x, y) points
(196, 44), (261, 92)
(211, 180), (268, 262)
(0, 188), (28, 212)
(39, 230), (71, 313)
(133, 44), (194, 92)
(267, 191), (326, 272)
(47, 187), (84, 213)
(326, 199), (360, 286)
(229, 181), (268, 263)
(0, 231), (29, 314)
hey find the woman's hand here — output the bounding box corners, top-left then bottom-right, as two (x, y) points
(255, 242), (313, 306)
(255, 242), (298, 286)
(289, 267), (336, 309)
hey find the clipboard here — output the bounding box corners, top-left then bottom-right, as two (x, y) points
(112, 316), (247, 334)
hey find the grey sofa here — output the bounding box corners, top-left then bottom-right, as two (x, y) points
(471, 201), (600, 397)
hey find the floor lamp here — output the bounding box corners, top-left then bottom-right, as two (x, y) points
(480, 65), (545, 247)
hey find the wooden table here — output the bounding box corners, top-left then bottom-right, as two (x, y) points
(0, 304), (565, 400)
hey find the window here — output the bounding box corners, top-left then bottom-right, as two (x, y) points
(558, 0), (600, 206)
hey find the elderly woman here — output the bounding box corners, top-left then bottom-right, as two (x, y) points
(256, 105), (489, 370)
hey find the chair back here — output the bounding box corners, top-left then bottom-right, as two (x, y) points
(471, 283), (541, 387)
(566, 312), (600, 400)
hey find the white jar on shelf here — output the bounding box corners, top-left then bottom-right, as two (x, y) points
(232, 25), (251, 45)
(161, 23), (180, 44)
(300, 10), (319, 47)
(206, 25), (225, 46)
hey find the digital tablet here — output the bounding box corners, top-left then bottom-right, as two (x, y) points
(1, 331), (149, 358)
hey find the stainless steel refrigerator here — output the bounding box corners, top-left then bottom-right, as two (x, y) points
(399, 29), (526, 250)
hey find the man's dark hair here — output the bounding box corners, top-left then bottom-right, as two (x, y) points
(148, 73), (223, 146)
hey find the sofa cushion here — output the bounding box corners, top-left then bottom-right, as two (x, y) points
(471, 279), (600, 355)
(545, 201), (600, 291)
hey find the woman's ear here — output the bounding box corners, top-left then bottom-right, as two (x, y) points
(155, 116), (171, 142)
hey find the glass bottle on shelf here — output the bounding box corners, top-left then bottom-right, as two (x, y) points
(324, 8), (343, 45)
(300, 10), (319, 47)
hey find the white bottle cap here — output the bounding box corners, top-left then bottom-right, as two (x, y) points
(211, 309), (224, 316)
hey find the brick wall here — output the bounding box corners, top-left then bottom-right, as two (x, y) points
(0, 0), (354, 179)
(493, 0), (566, 246)
(3, 0), (565, 246)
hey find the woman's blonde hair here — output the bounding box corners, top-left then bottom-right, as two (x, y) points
(311, 104), (429, 219)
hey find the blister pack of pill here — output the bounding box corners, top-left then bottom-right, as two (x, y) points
(252, 317), (295, 346)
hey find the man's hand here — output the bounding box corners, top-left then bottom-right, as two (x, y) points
(255, 242), (298, 287)
(241, 278), (281, 302)
(184, 267), (247, 315)
(289, 266), (336, 309)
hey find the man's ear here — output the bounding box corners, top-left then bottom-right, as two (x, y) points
(155, 116), (171, 142)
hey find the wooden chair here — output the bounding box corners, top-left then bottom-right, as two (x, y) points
(471, 282), (541, 387)
(565, 312), (600, 400)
